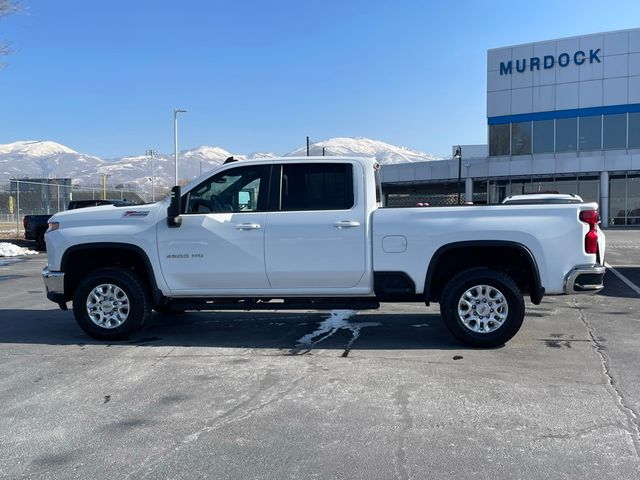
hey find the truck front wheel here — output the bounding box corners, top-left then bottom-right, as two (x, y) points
(72, 268), (151, 340)
(439, 268), (525, 348)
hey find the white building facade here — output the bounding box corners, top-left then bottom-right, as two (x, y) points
(381, 28), (640, 227)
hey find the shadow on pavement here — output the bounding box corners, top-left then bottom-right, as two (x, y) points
(599, 270), (640, 299)
(0, 309), (471, 350)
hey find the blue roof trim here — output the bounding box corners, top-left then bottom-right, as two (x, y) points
(488, 103), (640, 125)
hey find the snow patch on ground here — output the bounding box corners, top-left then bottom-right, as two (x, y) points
(0, 243), (39, 257)
(295, 310), (381, 350)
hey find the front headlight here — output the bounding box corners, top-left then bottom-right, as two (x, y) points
(47, 221), (60, 233)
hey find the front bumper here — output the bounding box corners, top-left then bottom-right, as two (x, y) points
(42, 267), (66, 304)
(564, 264), (606, 294)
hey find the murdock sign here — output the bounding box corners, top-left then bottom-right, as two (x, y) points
(499, 49), (601, 75)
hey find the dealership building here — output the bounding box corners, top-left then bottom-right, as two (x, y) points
(381, 27), (640, 227)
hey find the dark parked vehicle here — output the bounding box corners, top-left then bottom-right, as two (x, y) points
(24, 199), (133, 250)
(67, 199), (132, 210)
(23, 214), (53, 250)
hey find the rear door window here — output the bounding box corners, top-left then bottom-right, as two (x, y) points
(279, 163), (354, 211)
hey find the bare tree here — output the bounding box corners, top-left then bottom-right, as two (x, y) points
(0, 0), (19, 17)
(0, 0), (20, 67)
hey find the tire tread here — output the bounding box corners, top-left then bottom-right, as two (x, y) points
(439, 268), (525, 348)
(72, 267), (151, 340)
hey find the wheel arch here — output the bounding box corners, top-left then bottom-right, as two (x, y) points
(424, 240), (544, 305)
(61, 242), (164, 305)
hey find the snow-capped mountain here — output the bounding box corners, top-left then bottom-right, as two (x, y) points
(0, 140), (78, 157)
(0, 141), (106, 181)
(0, 138), (441, 189)
(286, 137), (441, 164)
(0, 141), (234, 189)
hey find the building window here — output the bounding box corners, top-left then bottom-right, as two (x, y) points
(578, 115), (602, 151)
(603, 113), (627, 150)
(533, 119), (554, 154)
(556, 118), (577, 152)
(532, 179), (556, 193)
(608, 174), (640, 225)
(578, 176), (600, 203)
(511, 121), (532, 155)
(610, 175), (627, 225)
(489, 124), (510, 156)
(554, 176), (579, 196)
(509, 178), (533, 195)
(629, 175), (640, 225)
(629, 112), (640, 149)
(488, 179), (509, 204)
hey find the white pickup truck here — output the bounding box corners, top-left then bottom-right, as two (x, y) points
(42, 157), (606, 347)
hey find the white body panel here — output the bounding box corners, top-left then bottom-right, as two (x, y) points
(45, 203), (171, 296)
(262, 159), (369, 290)
(156, 212), (269, 293)
(372, 203), (599, 294)
(264, 209), (367, 288)
(45, 157), (603, 301)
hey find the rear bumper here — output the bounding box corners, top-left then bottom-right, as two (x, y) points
(564, 264), (606, 294)
(42, 267), (65, 303)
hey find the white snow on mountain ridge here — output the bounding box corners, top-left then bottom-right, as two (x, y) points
(286, 137), (441, 164)
(0, 140), (77, 156)
(0, 138), (442, 188)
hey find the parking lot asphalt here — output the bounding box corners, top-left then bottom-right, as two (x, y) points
(1, 231), (640, 479)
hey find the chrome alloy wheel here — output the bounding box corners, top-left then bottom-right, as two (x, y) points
(457, 284), (509, 334)
(86, 283), (130, 329)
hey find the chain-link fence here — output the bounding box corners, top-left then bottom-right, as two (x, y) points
(385, 192), (488, 207)
(0, 178), (159, 235)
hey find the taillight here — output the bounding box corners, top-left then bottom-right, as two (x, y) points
(579, 210), (599, 254)
(23, 217), (27, 229)
(579, 210), (598, 224)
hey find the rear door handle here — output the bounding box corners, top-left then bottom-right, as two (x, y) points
(235, 223), (261, 230)
(333, 220), (360, 229)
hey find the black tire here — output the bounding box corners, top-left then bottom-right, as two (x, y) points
(439, 268), (525, 348)
(73, 267), (151, 341)
(36, 228), (47, 251)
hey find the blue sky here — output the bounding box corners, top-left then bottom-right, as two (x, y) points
(1, 0), (639, 158)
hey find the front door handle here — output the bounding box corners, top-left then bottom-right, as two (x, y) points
(333, 220), (360, 229)
(235, 223), (261, 230)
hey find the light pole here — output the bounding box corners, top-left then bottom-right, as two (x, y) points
(173, 108), (187, 185)
(100, 174), (111, 200)
(145, 149), (158, 202)
(15, 179), (20, 235)
(454, 146), (462, 205)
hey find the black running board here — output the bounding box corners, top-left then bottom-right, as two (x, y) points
(168, 297), (380, 312)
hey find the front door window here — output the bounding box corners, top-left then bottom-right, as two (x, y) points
(186, 165), (269, 214)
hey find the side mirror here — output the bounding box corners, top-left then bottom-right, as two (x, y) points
(167, 186), (182, 228)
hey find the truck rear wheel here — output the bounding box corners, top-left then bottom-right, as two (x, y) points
(439, 268), (524, 348)
(72, 268), (151, 340)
